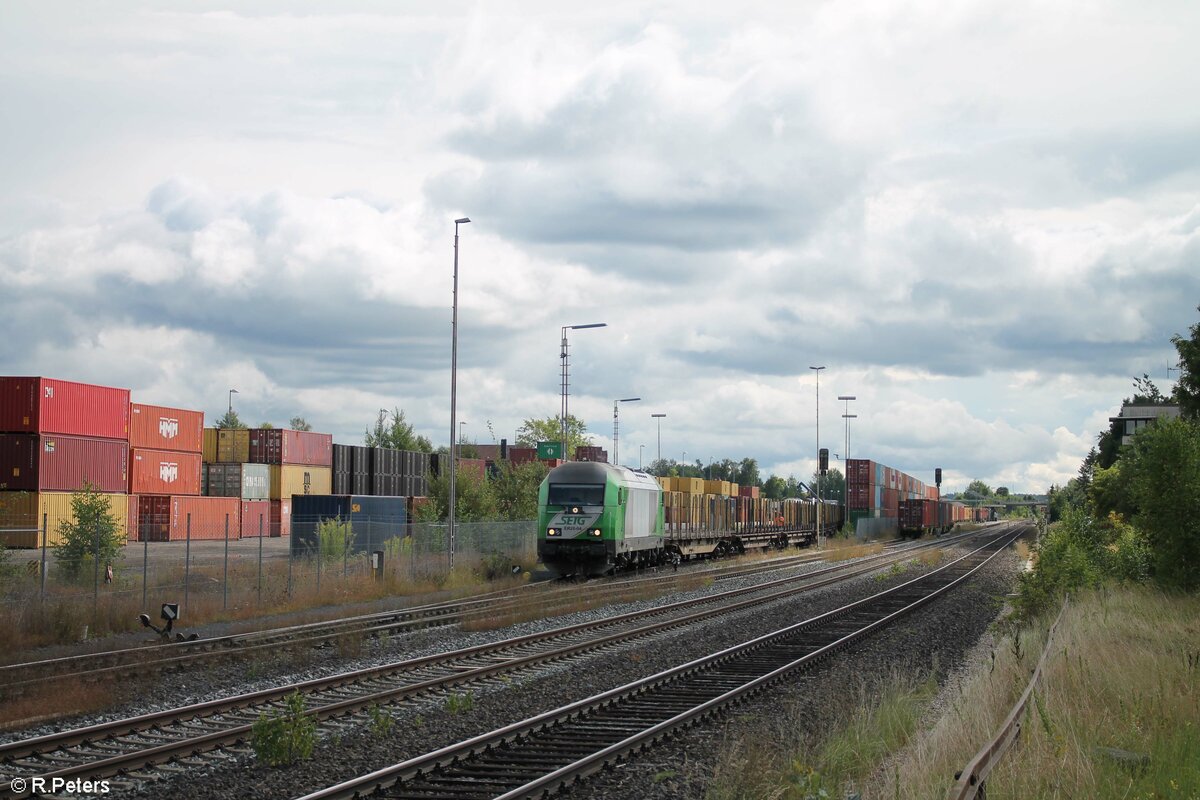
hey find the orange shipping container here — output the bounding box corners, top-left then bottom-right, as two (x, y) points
(240, 499), (270, 538)
(130, 449), (202, 495)
(168, 496), (240, 541)
(129, 403), (204, 453)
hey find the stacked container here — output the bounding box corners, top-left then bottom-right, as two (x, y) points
(127, 402), (205, 541)
(0, 377), (131, 547)
(247, 428), (334, 538)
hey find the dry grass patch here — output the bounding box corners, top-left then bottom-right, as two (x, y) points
(822, 542), (884, 563)
(872, 587), (1200, 799)
(0, 678), (127, 729)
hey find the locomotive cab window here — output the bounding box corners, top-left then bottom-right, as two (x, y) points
(547, 484), (606, 506)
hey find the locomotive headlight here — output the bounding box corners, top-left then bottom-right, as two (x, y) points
(591, 528), (602, 536)
(547, 528), (559, 537)
(571, 506), (581, 514)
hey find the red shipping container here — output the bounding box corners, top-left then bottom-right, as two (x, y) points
(129, 403), (204, 452)
(128, 495), (170, 542)
(248, 429), (332, 467)
(0, 377), (129, 439)
(738, 485), (760, 499)
(129, 448), (202, 495)
(507, 447), (538, 466)
(0, 433), (128, 492)
(240, 500), (270, 538)
(458, 458), (487, 480)
(270, 499), (291, 537)
(168, 496), (240, 541)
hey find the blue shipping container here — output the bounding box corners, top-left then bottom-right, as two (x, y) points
(290, 494), (407, 555)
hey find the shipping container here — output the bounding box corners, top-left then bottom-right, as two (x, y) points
(290, 495), (408, 554)
(0, 377), (129, 439)
(248, 429), (333, 467)
(205, 462), (271, 500)
(507, 447), (538, 466)
(155, 496), (241, 542)
(270, 499), (291, 537)
(332, 471), (351, 495)
(202, 428), (218, 462)
(0, 433), (128, 493)
(240, 499), (270, 538)
(129, 403), (204, 452)
(332, 443), (352, 475)
(130, 449), (202, 495)
(217, 429), (250, 463)
(0, 491), (128, 548)
(128, 495), (168, 542)
(269, 465), (333, 500)
(738, 485), (760, 499)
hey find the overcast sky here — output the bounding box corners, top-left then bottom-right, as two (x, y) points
(2, 2), (1198, 493)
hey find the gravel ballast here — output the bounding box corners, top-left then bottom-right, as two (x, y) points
(101, 537), (1024, 800)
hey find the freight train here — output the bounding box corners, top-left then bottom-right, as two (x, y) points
(537, 461), (843, 577)
(897, 497), (972, 537)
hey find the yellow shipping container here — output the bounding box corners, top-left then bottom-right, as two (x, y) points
(729, 482), (740, 497)
(676, 477), (704, 494)
(269, 465), (333, 500)
(203, 428), (219, 462)
(704, 480), (725, 496)
(0, 491), (128, 549)
(217, 429), (251, 463)
(657, 476), (671, 491)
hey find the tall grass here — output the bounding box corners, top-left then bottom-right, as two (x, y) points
(872, 587), (1200, 799)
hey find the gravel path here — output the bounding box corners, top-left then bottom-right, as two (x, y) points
(98, 538), (1021, 800)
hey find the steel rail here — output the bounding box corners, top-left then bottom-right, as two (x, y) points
(0, 531), (992, 792)
(946, 594), (1070, 800)
(297, 527), (1023, 800)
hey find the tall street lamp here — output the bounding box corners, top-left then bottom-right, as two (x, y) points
(227, 388), (239, 420)
(449, 216), (470, 572)
(810, 366), (826, 545)
(651, 413), (666, 462)
(560, 323), (607, 462)
(639, 444), (645, 469)
(613, 397), (640, 466)
(838, 395), (856, 464)
(459, 421), (467, 456)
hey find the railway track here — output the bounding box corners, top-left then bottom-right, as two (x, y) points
(0, 533), (924, 694)
(0, 529), (998, 795)
(299, 525), (1024, 800)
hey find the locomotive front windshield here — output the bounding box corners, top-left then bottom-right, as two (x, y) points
(547, 483), (606, 506)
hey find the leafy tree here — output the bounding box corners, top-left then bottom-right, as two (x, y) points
(1130, 373), (1167, 404)
(421, 465), (497, 522)
(736, 458), (761, 488)
(1122, 416), (1200, 590)
(290, 417), (313, 431)
(964, 479), (992, 499)
(258, 421), (275, 429)
(365, 408), (433, 452)
(53, 483), (125, 581)
(808, 468), (845, 503)
(491, 460), (550, 520)
(762, 475), (788, 500)
(514, 414), (592, 456)
(1172, 305), (1200, 419)
(995, 486), (1009, 497)
(215, 410), (247, 429)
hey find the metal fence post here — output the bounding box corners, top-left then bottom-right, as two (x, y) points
(184, 513), (191, 613)
(92, 520), (100, 620)
(316, 529), (322, 594)
(287, 532), (293, 598)
(257, 514), (263, 605)
(142, 519), (148, 609)
(39, 512), (47, 604)
(223, 514), (229, 610)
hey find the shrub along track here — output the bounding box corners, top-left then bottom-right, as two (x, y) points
(298, 527), (1023, 800)
(0, 531), (989, 796)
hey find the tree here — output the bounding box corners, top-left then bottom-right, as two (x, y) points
(762, 475), (788, 500)
(514, 415), (592, 456)
(290, 417), (313, 432)
(53, 483), (125, 581)
(421, 466), (496, 522)
(215, 410), (247, 429)
(1172, 305), (1200, 419)
(365, 408), (433, 452)
(259, 421), (275, 429)
(1131, 373), (1167, 405)
(809, 468), (845, 503)
(736, 458), (761, 488)
(1122, 416), (1200, 590)
(964, 479), (992, 499)
(491, 460), (550, 521)
(995, 486), (1009, 497)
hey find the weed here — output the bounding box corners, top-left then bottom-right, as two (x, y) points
(445, 691), (475, 714)
(251, 691), (316, 767)
(368, 704), (394, 738)
(652, 770), (677, 784)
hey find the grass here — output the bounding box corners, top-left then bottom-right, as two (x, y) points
(704, 669), (937, 799)
(822, 541), (885, 563)
(0, 676), (126, 729)
(871, 586), (1200, 799)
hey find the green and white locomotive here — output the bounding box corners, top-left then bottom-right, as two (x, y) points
(537, 461), (667, 576)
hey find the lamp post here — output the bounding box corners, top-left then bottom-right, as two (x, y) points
(651, 413), (666, 462)
(613, 397), (640, 466)
(639, 444), (645, 469)
(449, 216), (470, 572)
(838, 395), (856, 464)
(227, 388), (239, 422)
(810, 366), (826, 545)
(459, 421), (467, 456)
(561, 323), (607, 462)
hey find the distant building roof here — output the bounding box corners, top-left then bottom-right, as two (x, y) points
(1109, 403), (1180, 445)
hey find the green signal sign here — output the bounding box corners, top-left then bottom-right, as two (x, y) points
(537, 441), (563, 459)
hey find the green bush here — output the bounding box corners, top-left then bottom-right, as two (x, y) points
(53, 483), (125, 582)
(317, 517), (354, 563)
(251, 692), (316, 766)
(1015, 509), (1108, 619)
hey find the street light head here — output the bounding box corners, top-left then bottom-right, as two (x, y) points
(619, 397), (641, 403)
(455, 217), (471, 224)
(809, 366), (826, 371)
(837, 395), (855, 401)
(651, 413), (666, 418)
(569, 322), (607, 330)
(230, 388), (239, 394)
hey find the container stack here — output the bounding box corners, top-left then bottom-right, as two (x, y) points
(127, 401), (211, 542)
(248, 428), (334, 538)
(845, 458), (939, 531)
(0, 377), (132, 548)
